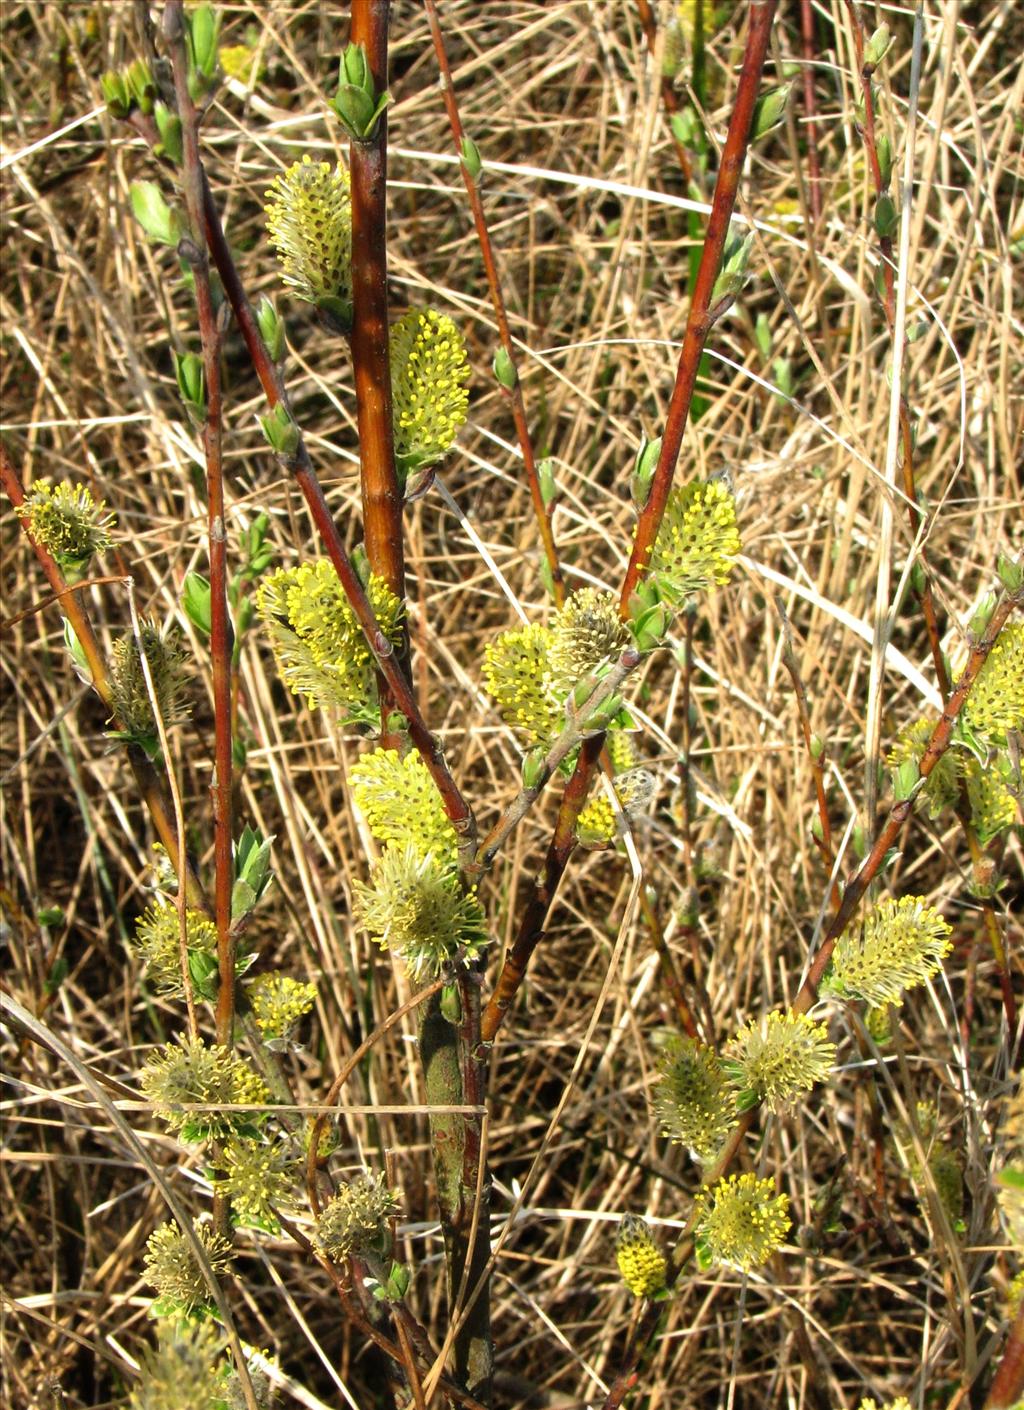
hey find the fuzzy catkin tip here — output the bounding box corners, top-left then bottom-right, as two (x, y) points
(265, 155), (352, 313)
(390, 309), (470, 472)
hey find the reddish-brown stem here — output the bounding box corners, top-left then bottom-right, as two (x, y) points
(164, 2), (235, 1055)
(773, 596), (840, 909)
(798, 0), (823, 223)
(480, 0), (778, 1051)
(480, 734), (603, 1043)
(184, 161), (479, 865)
(985, 1302), (1024, 1408)
(639, 888), (700, 1039)
(1, 443), (210, 915)
(621, 0), (778, 612)
(634, 0), (696, 184)
(348, 2), (406, 628)
(423, 0), (565, 606)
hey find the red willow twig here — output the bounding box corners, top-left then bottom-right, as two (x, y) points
(163, 1), (235, 1052)
(177, 154), (480, 865)
(422, 0), (566, 607)
(634, 0), (696, 184)
(1, 443), (210, 915)
(348, 0), (407, 677)
(480, 0), (780, 1046)
(798, 0), (824, 223)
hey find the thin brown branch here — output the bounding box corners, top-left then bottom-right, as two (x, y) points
(423, 0), (566, 606)
(481, 0), (779, 1053)
(620, 0), (779, 611)
(1, 442), (210, 915)
(348, 0), (409, 735)
(163, 1), (235, 1055)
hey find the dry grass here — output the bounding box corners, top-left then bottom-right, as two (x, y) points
(1, 2), (1022, 1408)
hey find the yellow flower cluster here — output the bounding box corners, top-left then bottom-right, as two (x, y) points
(390, 309), (470, 473)
(139, 1035), (270, 1143)
(354, 842), (486, 980)
(218, 42), (265, 86)
(694, 1172), (791, 1271)
(648, 480), (741, 605)
(133, 904), (217, 999)
(823, 896), (952, 1008)
(963, 622), (1024, 741)
(723, 1010), (835, 1113)
(265, 155), (352, 315)
(483, 623), (562, 746)
(143, 1221), (233, 1318)
(576, 768), (656, 847)
(20, 480), (115, 577)
(248, 971), (317, 1042)
(317, 1172), (401, 1261)
(548, 588), (629, 684)
(257, 562), (403, 721)
(215, 1137), (295, 1231)
(615, 1215), (667, 1297)
(653, 1035), (736, 1162)
(886, 717), (960, 819)
(109, 621), (190, 744)
(129, 1322), (224, 1410)
(857, 1399), (913, 1410)
(349, 747), (457, 864)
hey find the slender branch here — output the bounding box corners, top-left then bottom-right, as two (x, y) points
(480, 734), (603, 1044)
(474, 647), (640, 871)
(798, 0), (823, 223)
(348, 0), (408, 702)
(163, 1), (235, 1055)
(1, 443), (209, 914)
(620, 0), (778, 611)
(423, 0), (565, 606)
(480, 0), (779, 1049)
(634, 0), (696, 184)
(178, 152), (479, 865)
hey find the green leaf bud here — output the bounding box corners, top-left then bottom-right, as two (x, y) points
(629, 601), (673, 652)
(460, 134), (483, 182)
(173, 351), (206, 426)
(876, 133), (894, 190)
(101, 69), (131, 119)
(182, 571), (212, 636)
(440, 983), (462, 1024)
(874, 193), (898, 238)
(126, 59), (156, 115)
(751, 83), (792, 142)
(537, 458), (558, 509)
(493, 345), (517, 391)
(997, 554), (1023, 594)
(257, 295), (286, 363)
(893, 757), (920, 802)
(259, 402), (300, 458)
(711, 229), (756, 311)
(521, 747), (548, 791)
(864, 24), (893, 70)
(753, 312), (772, 360)
(130, 181), (183, 247)
(630, 435), (662, 509)
(187, 4), (221, 84)
(153, 101), (183, 166)
(332, 42), (391, 141)
(62, 618), (90, 681)
(809, 734), (825, 761)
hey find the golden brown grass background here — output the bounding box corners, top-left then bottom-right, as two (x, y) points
(1, 2), (1022, 1407)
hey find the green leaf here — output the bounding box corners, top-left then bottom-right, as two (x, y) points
(750, 83), (792, 142)
(130, 182), (182, 247)
(182, 571), (212, 636)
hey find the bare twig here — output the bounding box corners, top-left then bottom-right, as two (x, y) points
(423, 0), (566, 606)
